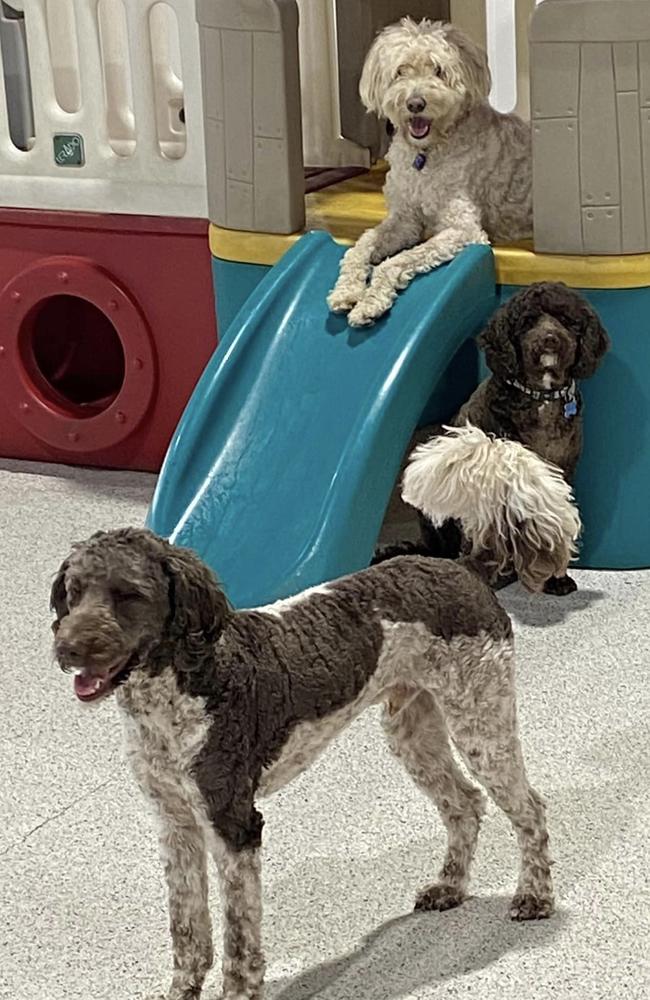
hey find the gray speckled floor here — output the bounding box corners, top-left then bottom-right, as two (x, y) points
(0, 459), (649, 1000)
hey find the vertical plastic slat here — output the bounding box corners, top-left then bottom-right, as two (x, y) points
(21, 0), (54, 143)
(75, 0), (115, 157)
(124, 0), (158, 156)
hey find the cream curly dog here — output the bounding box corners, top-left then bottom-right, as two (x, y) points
(328, 18), (532, 327)
(51, 428), (579, 1000)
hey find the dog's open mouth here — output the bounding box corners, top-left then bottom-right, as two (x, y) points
(73, 653), (138, 703)
(408, 116), (431, 140)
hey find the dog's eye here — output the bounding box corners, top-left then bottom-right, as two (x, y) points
(113, 591), (143, 606)
(395, 65), (406, 78)
(433, 65), (443, 79)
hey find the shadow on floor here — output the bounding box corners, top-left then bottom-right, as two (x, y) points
(268, 896), (565, 1000)
(499, 585), (605, 628)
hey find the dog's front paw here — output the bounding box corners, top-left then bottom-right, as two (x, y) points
(327, 281), (365, 314)
(510, 892), (554, 921)
(146, 979), (203, 1000)
(347, 289), (395, 327)
(146, 992), (199, 1000)
(347, 268), (399, 326)
(414, 883), (466, 912)
(543, 574), (577, 597)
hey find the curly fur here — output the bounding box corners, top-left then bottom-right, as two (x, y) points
(479, 281), (611, 383)
(52, 528), (554, 999)
(402, 425), (581, 593)
(376, 284), (608, 594)
(328, 18), (531, 327)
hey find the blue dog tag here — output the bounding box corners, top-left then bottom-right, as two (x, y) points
(413, 153), (427, 171)
(564, 400), (577, 419)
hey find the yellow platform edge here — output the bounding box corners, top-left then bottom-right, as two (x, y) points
(209, 164), (650, 289)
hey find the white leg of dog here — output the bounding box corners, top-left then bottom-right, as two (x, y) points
(383, 688), (486, 911)
(440, 655), (555, 920)
(213, 842), (265, 1000)
(147, 809), (214, 1000)
(327, 212), (422, 315)
(347, 200), (487, 327)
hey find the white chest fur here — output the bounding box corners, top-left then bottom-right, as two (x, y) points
(117, 667), (211, 800)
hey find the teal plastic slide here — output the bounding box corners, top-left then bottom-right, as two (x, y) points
(147, 232), (496, 608)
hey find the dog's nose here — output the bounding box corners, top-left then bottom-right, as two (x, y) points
(407, 96), (427, 114)
(543, 332), (560, 350)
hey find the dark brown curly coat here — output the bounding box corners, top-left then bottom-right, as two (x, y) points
(376, 281), (610, 594)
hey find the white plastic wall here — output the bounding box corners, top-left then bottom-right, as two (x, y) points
(0, 2), (541, 220)
(297, 0), (543, 170)
(297, 0), (368, 168)
(451, 0), (544, 119)
(0, 0), (207, 217)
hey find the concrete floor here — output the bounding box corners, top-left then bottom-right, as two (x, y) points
(0, 458), (649, 1000)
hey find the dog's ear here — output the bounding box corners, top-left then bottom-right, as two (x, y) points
(572, 305), (610, 379)
(163, 544), (230, 649)
(477, 302), (519, 379)
(359, 26), (393, 117)
(444, 24), (492, 103)
(50, 560), (69, 633)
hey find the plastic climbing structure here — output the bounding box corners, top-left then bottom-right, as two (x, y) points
(1, 2), (650, 590)
(0, 0), (217, 471)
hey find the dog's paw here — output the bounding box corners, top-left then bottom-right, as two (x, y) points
(347, 292), (394, 327)
(146, 986), (201, 1000)
(543, 574), (577, 597)
(414, 883), (466, 913)
(510, 892), (554, 921)
(327, 284), (363, 314)
(347, 276), (398, 326)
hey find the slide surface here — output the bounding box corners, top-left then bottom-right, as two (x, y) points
(147, 232), (495, 608)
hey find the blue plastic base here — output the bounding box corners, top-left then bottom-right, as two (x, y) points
(212, 258), (269, 344)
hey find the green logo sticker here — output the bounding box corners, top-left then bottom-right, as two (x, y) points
(53, 133), (85, 167)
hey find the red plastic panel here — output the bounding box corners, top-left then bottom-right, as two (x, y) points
(0, 208), (217, 471)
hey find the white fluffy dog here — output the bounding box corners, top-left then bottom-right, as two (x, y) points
(328, 18), (532, 327)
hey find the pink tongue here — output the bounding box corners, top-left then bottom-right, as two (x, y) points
(410, 117), (430, 137)
(74, 673), (106, 700)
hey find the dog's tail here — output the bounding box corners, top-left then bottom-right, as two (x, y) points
(401, 424), (581, 591)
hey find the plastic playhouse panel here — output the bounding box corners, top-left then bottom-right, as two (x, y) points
(0, 0), (207, 217)
(0, 208), (217, 471)
(148, 232), (496, 608)
(531, 0), (650, 254)
(197, 0), (304, 234)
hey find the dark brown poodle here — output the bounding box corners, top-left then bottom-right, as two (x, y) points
(375, 281), (610, 595)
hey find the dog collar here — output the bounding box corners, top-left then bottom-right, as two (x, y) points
(506, 378), (577, 404)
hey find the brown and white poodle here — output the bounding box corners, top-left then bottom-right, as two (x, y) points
(375, 282), (610, 595)
(51, 427), (581, 1000)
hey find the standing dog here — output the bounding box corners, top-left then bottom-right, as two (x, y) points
(51, 430), (579, 1000)
(328, 18), (531, 326)
(376, 283), (609, 595)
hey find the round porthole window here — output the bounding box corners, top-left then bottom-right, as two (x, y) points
(20, 295), (126, 417)
(0, 257), (156, 453)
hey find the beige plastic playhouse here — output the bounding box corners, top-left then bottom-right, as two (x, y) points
(198, 0), (650, 275)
